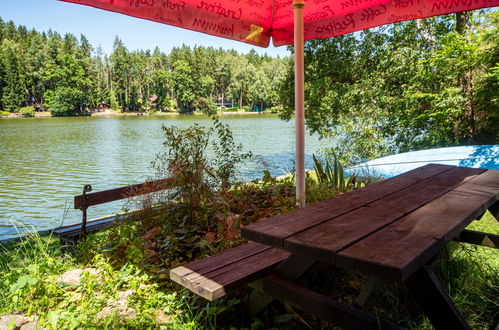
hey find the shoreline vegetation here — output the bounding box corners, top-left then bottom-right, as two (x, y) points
(0, 110), (268, 118)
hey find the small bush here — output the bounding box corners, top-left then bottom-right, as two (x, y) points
(194, 97), (217, 115)
(48, 87), (87, 116)
(18, 106), (35, 117)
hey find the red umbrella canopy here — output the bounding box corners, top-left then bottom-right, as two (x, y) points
(59, 0), (498, 48)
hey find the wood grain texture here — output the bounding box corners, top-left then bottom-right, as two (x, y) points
(242, 164), (454, 247)
(74, 178), (173, 209)
(337, 170), (499, 281)
(283, 166), (484, 263)
(170, 243), (290, 301)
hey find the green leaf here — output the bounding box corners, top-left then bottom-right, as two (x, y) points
(47, 310), (59, 328)
(9, 275), (37, 292)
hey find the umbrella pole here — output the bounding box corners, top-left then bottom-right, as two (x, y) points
(293, 0), (305, 208)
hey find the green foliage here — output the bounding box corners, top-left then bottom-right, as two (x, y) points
(48, 86), (87, 116)
(211, 116), (253, 189)
(312, 154), (374, 192)
(194, 96), (216, 115)
(153, 124), (213, 220)
(109, 90), (119, 111)
(0, 232), (197, 328)
(280, 11), (498, 163)
(152, 117), (252, 224)
(18, 106), (34, 117)
(171, 60), (195, 112)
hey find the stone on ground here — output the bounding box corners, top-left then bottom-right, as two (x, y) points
(0, 314), (36, 329)
(56, 268), (100, 286)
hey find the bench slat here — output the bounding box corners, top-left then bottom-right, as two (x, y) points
(170, 243), (290, 301)
(74, 178), (173, 210)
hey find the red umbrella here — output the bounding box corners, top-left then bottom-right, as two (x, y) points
(59, 0), (499, 207)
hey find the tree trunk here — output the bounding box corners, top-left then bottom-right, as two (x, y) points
(455, 11), (474, 141)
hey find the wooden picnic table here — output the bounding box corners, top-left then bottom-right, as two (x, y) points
(241, 163), (499, 329)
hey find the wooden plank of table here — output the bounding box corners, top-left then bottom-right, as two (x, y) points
(242, 164), (454, 247)
(336, 169), (499, 281)
(283, 166), (485, 262)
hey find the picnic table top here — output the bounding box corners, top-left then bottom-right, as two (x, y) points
(241, 164), (499, 282)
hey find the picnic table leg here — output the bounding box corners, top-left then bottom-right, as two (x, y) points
(489, 200), (499, 221)
(405, 265), (470, 330)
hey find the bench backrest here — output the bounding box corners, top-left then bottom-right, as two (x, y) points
(74, 178), (173, 210)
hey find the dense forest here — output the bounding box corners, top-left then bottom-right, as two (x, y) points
(0, 18), (289, 116)
(279, 11), (498, 162)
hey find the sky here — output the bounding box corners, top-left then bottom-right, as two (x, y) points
(0, 0), (290, 57)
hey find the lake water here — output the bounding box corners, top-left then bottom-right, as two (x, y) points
(0, 114), (329, 239)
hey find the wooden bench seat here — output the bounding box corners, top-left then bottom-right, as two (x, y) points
(170, 242), (290, 301)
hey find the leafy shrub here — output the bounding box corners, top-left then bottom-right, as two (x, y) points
(268, 106), (281, 114)
(153, 124), (213, 222)
(194, 97), (217, 115)
(152, 116), (252, 225)
(18, 106), (35, 117)
(48, 87), (87, 116)
(312, 154), (378, 192)
(211, 116), (252, 189)
(241, 105), (250, 112)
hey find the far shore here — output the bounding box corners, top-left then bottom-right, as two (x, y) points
(0, 110), (268, 118)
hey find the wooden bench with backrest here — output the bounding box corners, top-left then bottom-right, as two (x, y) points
(54, 178), (173, 244)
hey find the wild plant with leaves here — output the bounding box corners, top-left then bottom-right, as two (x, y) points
(151, 116), (252, 226)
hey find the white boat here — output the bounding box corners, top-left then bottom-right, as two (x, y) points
(351, 145), (499, 178)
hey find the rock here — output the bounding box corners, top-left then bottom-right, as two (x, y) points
(113, 290), (133, 307)
(0, 314), (30, 329)
(154, 309), (171, 324)
(95, 290), (137, 320)
(56, 268), (100, 286)
(95, 306), (137, 320)
(19, 321), (37, 330)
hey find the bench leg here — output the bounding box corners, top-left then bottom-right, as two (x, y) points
(247, 280), (274, 315)
(405, 265), (470, 330)
(353, 276), (378, 309)
(247, 253), (317, 315)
